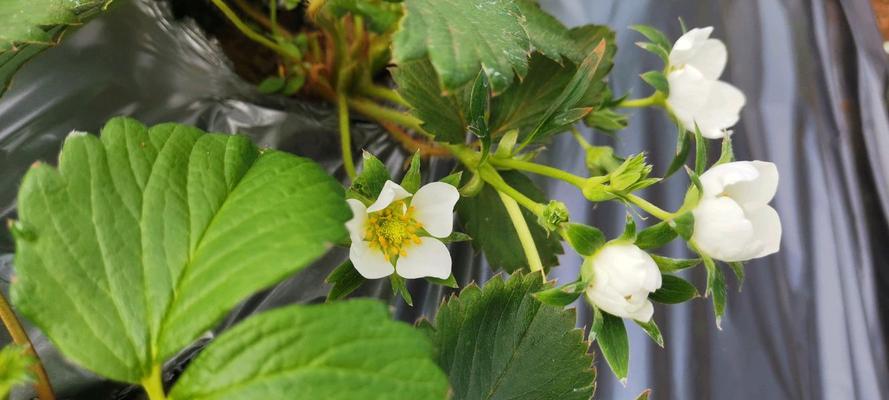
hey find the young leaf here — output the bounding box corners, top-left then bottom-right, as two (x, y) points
(640, 71), (669, 94)
(561, 223), (606, 256)
(533, 280), (586, 307)
(430, 274), (595, 400)
(169, 300), (449, 399)
(649, 274), (699, 304)
(393, 0), (530, 93)
(325, 260), (367, 302)
(596, 310), (630, 383)
(257, 76), (286, 94)
(11, 118), (351, 383)
(0, 345), (34, 399)
(635, 318), (664, 348)
(456, 171), (563, 272)
(703, 257), (727, 328)
(650, 254), (701, 272)
(630, 24), (672, 51)
(350, 151), (391, 200)
(401, 152), (422, 193)
(635, 221), (678, 250)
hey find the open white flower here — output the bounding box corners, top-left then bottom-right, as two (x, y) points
(346, 180), (459, 280)
(669, 27), (727, 80)
(692, 161), (781, 262)
(583, 243), (662, 322)
(666, 27), (746, 139)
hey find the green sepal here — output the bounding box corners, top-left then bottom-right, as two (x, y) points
(561, 223), (606, 256)
(494, 129), (519, 158)
(594, 309), (630, 383)
(716, 132), (735, 165)
(532, 280), (585, 307)
(425, 274), (459, 288)
(630, 24), (672, 52)
(665, 125), (691, 178)
(693, 124), (708, 175)
(635, 318), (664, 348)
(325, 260), (366, 302)
(439, 231), (472, 244)
(439, 171), (463, 187)
(728, 261), (745, 291)
(539, 200), (570, 233)
(617, 213), (637, 242)
(640, 71), (669, 95)
(390, 275), (413, 306)
(350, 151), (391, 201)
(635, 221), (678, 250)
(401, 152), (422, 193)
(649, 274), (699, 304)
(650, 254), (700, 272)
(702, 257), (727, 329)
(458, 172), (484, 197)
(670, 211), (695, 241)
(635, 41), (669, 63)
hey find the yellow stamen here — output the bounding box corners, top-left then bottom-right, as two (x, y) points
(362, 199), (424, 263)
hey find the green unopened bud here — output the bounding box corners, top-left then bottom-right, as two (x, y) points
(459, 172), (484, 197)
(538, 200), (569, 232)
(585, 108), (628, 134)
(581, 176), (616, 202)
(494, 129), (519, 158)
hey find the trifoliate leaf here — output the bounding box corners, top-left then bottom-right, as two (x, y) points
(0, 345), (34, 399)
(428, 273), (595, 400)
(11, 118), (351, 383)
(649, 274), (699, 304)
(393, 0), (530, 93)
(169, 300), (449, 400)
(324, 0), (403, 33)
(391, 58), (468, 143)
(456, 171), (563, 273)
(516, 0), (581, 62)
(325, 260), (367, 302)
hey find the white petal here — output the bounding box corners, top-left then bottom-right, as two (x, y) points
(670, 27), (727, 80)
(692, 197), (761, 262)
(395, 237), (451, 279)
(667, 67), (710, 130)
(410, 182), (460, 238)
(345, 199), (368, 242)
(628, 299), (655, 323)
(349, 239), (394, 279)
(701, 161), (779, 207)
(367, 180), (412, 212)
(748, 205), (782, 258)
(693, 80), (746, 139)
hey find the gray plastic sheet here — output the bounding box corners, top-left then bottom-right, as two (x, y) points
(0, 0), (887, 399)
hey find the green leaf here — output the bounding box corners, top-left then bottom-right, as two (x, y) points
(0, 345), (34, 399)
(635, 389), (653, 400)
(426, 274), (459, 288)
(429, 274), (595, 400)
(11, 118), (351, 383)
(350, 151), (391, 200)
(702, 257), (727, 328)
(532, 280), (585, 307)
(561, 223), (606, 256)
(257, 76), (286, 94)
(456, 171), (563, 272)
(635, 221), (678, 250)
(630, 25), (672, 52)
(635, 318), (664, 348)
(640, 71), (669, 94)
(649, 274), (699, 304)
(401, 152), (422, 193)
(391, 58), (468, 143)
(325, 260), (366, 302)
(595, 310), (629, 383)
(516, 0), (582, 63)
(325, 0), (403, 33)
(650, 254), (701, 272)
(281, 74), (306, 95)
(671, 211), (695, 241)
(393, 0), (530, 93)
(169, 300), (449, 400)
(0, 1), (109, 96)
(467, 71), (492, 158)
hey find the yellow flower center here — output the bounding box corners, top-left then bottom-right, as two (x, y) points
(364, 200), (423, 261)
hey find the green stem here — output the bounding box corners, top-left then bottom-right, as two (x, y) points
(570, 126), (593, 150)
(617, 93), (664, 108)
(269, 0), (277, 33)
(489, 157), (587, 188)
(623, 193), (675, 220)
(359, 84), (410, 107)
(210, 0), (299, 60)
(0, 292), (54, 400)
(448, 145), (546, 216)
(498, 191), (545, 279)
(337, 94), (357, 180)
(142, 365), (166, 400)
(347, 97), (430, 136)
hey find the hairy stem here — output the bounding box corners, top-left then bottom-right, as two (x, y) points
(618, 93), (664, 108)
(337, 94), (357, 180)
(0, 293), (54, 400)
(347, 97), (429, 136)
(498, 191), (545, 278)
(570, 126), (593, 150)
(379, 122), (451, 158)
(622, 193), (675, 220)
(489, 157), (587, 188)
(142, 365), (166, 400)
(210, 0), (299, 60)
(359, 84), (410, 107)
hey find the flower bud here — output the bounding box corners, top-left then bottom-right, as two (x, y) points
(538, 200), (569, 232)
(582, 243), (662, 322)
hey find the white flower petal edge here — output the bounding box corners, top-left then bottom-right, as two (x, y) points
(692, 161), (782, 262)
(367, 180), (412, 212)
(411, 182), (460, 238)
(669, 26), (728, 80)
(350, 235), (396, 279)
(584, 243), (662, 322)
(345, 199), (368, 242)
(396, 237), (451, 279)
(667, 66), (746, 139)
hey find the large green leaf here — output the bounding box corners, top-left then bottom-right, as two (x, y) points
(324, 0), (403, 33)
(516, 0), (581, 63)
(456, 171), (563, 273)
(10, 118), (351, 383)
(169, 300), (449, 400)
(393, 0), (530, 94)
(0, 0), (110, 95)
(428, 273), (595, 400)
(390, 58), (469, 143)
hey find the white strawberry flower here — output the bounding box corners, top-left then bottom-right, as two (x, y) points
(583, 243), (662, 322)
(666, 27), (746, 139)
(346, 180), (459, 280)
(692, 161), (782, 262)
